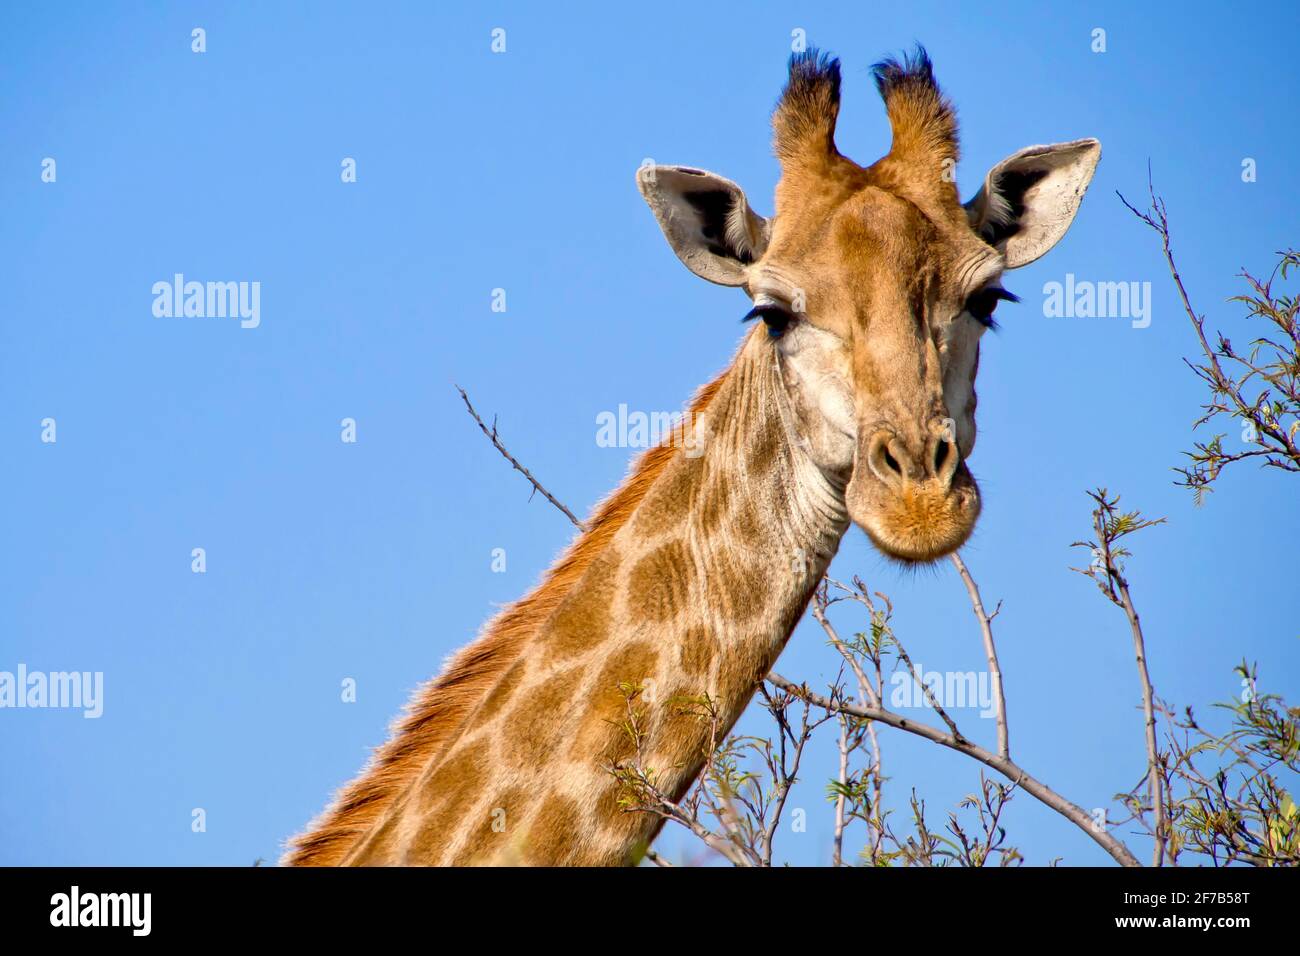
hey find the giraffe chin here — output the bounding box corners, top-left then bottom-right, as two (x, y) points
(848, 469), (982, 565)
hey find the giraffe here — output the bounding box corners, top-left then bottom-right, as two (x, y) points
(285, 47), (1099, 866)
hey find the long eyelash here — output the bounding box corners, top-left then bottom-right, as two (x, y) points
(742, 303), (794, 338)
(741, 304), (787, 324)
(975, 288), (1019, 331)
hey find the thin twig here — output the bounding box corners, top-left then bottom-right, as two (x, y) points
(892, 639), (965, 744)
(951, 552), (1009, 759)
(832, 716), (849, 867)
(812, 597), (881, 709)
(455, 385), (587, 530)
(812, 585), (887, 861)
(1089, 498), (1167, 867)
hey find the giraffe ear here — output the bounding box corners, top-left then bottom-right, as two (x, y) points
(637, 165), (770, 286)
(964, 139), (1100, 269)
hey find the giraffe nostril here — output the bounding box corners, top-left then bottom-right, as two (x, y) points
(867, 432), (911, 486)
(934, 439), (949, 473)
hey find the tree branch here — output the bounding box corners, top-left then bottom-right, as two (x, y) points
(1118, 171), (1300, 499)
(766, 674), (1142, 867)
(951, 552), (1009, 759)
(455, 385), (588, 530)
(1084, 491), (1168, 866)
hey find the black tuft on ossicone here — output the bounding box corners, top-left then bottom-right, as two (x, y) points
(871, 44), (937, 98)
(773, 47), (843, 162)
(786, 48), (842, 106)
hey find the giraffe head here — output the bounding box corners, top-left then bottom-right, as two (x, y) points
(639, 48), (1099, 562)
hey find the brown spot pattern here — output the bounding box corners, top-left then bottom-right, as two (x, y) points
(678, 625), (719, 678)
(628, 540), (692, 623)
(408, 741), (490, 862)
(635, 453), (703, 536)
(547, 548), (619, 660)
(591, 781), (655, 865)
(476, 658), (527, 723)
(706, 550), (765, 624)
(651, 684), (717, 773)
(450, 785), (529, 865)
(731, 499), (764, 544)
(521, 794), (583, 865)
(715, 646), (773, 719)
(567, 640), (660, 766)
(502, 665), (585, 766)
(697, 467), (733, 535)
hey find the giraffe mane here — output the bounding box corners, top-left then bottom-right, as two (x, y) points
(282, 367), (729, 865)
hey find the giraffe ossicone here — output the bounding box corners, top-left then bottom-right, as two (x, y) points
(286, 45), (1099, 867)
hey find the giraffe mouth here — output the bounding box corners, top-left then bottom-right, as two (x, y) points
(847, 462), (981, 563)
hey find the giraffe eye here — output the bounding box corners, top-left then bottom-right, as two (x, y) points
(964, 287), (1019, 328)
(743, 303), (796, 339)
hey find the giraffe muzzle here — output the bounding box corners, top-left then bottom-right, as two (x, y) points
(846, 427), (981, 563)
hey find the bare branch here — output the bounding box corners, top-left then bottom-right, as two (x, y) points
(455, 385), (588, 530)
(1075, 489), (1168, 866)
(767, 673), (1142, 867)
(1118, 173), (1300, 498)
(951, 552), (1009, 759)
(832, 716), (850, 867)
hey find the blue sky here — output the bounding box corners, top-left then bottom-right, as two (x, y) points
(2, 1), (1297, 866)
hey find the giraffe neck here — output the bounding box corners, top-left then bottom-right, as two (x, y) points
(347, 329), (849, 865)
